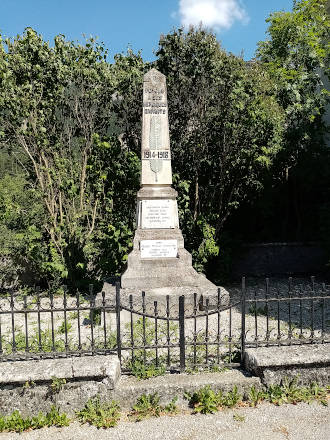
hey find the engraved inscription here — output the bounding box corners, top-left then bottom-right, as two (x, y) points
(142, 150), (170, 160)
(141, 200), (174, 229)
(144, 108), (166, 114)
(140, 240), (178, 258)
(149, 116), (162, 181)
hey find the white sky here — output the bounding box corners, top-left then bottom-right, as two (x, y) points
(178, 0), (249, 30)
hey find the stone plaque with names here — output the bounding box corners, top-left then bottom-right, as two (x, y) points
(140, 240), (178, 258)
(141, 199), (174, 229)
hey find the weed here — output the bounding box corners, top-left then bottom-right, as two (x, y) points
(0, 406), (69, 433)
(221, 386), (241, 408)
(129, 393), (162, 421)
(251, 378), (329, 407)
(57, 320), (72, 334)
(249, 385), (267, 406)
(129, 358), (166, 380)
(76, 397), (120, 428)
(185, 385), (242, 414)
(185, 386), (220, 414)
(90, 309), (101, 326)
(233, 413), (245, 422)
(164, 396), (178, 414)
(3, 327), (65, 354)
(23, 380), (36, 389)
(69, 311), (78, 320)
(122, 317), (179, 378)
(50, 376), (66, 394)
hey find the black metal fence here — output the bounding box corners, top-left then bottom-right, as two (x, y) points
(0, 277), (329, 373)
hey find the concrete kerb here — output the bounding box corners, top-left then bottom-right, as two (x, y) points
(1, 344), (330, 417)
(0, 355), (261, 416)
(0, 355), (120, 417)
(111, 368), (262, 410)
(244, 345), (330, 386)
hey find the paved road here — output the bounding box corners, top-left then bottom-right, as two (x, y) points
(1, 401), (329, 440)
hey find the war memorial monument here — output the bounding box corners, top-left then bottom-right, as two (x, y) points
(104, 68), (228, 307)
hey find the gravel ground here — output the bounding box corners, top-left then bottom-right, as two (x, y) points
(0, 401), (329, 440)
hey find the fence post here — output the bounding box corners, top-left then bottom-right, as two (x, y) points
(241, 277), (246, 366)
(179, 295), (185, 372)
(115, 281), (121, 363)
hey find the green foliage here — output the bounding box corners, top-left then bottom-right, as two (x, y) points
(0, 174), (46, 288)
(129, 359), (166, 380)
(76, 397), (120, 428)
(0, 406), (69, 432)
(0, 29), (140, 287)
(125, 317), (178, 379)
(185, 385), (242, 414)
(50, 377), (66, 394)
(266, 378), (328, 406)
(248, 385), (268, 407)
(57, 320), (72, 334)
(233, 413), (245, 422)
(1, 11), (328, 283)
(2, 326), (65, 354)
(185, 386), (220, 414)
(248, 304), (268, 317)
(249, 379), (328, 407)
(90, 309), (101, 326)
(257, 0), (330, 175)
(129, 393), (162, 421)
(164, 396), (179, 414)
(156, 27), (285, 272)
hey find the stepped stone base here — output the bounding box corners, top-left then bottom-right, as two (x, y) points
(118, 219), (229, 311)
(100, 280), (229, 315)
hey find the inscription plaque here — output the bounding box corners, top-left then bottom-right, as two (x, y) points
(141, 199), (174, 229)
(140, 240), (178, 258)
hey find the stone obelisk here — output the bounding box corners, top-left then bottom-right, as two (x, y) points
(120, 68), (228, 306)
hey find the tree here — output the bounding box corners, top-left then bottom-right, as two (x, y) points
(257, 0), (330, 162)
(155, 27), (285, 270)
(0, 29), (140, 287)
(252, 0), (330, 246)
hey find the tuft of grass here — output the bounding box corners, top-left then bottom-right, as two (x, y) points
(164, 396), (179, 414)
(233, 413), (245, 422)
(129, 359), (166, 380)
(0, 406), (69, 433)
(57, 320), (72, 334)
(184, 385), (242, 414)
(129, 393), (162, 421)
(76, 397), (120, 428)
(248, 385), (267, 407)
(249, 379), (329, 407)
(50, 377), (66, 394)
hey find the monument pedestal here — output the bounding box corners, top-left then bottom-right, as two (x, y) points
(120, 183), (229, 308)
(102, 69), (229, 311)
